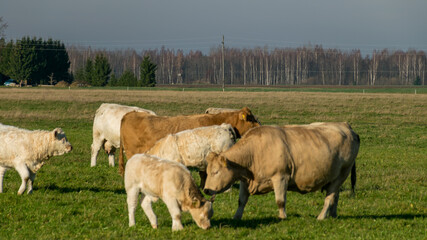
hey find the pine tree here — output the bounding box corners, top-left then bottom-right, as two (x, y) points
(118, 70), (137, 87)
(140, 56), (157, 87)
(84, 59), (93, 84)
(91, 54), (111, 86)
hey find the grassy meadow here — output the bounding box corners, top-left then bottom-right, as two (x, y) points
(0, 87), (426, 239)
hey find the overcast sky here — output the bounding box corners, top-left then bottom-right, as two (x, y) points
(2, 0), (427, 56)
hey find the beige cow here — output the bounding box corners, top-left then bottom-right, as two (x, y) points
(91, 103), (156, 167)
(205, 107), (239, 114)
(0, 124), (73, 195)
(124, 154), (214, 231)
(146, 123), (236, 188)
(204, 123), (360, 220)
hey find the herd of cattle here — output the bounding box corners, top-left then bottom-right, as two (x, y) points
(0, 103), (360, 231)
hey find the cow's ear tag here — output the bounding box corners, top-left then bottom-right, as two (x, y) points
(221, 157), (228, 167)
(241, 113), (247, 121)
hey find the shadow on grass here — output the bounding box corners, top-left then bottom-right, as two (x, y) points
(211, 216), (284, 229)
(338, 214), (426, 220)
(34, 183), (126, 195)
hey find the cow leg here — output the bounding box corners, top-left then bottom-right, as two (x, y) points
(90, 135), (104, 167)
(234, 181), (250, 220)
(26, 170), (37, 194)
(108, 147), (116, 167)
(141, 195), (158, 229)
(163, 198), (183, 231)
(127, 187), (139, 227)
(198, 171), (207, 189)
(329, 191), (340, 218)
(0, 166), (7, 193)
(272, 175), (289, 219)
(317, 180), (342, 220)
(15, 162), (30, 195)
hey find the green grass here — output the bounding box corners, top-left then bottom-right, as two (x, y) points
(0, 88), (426, 239)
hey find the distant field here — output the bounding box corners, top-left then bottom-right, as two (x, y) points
(0, 88), (425, 239)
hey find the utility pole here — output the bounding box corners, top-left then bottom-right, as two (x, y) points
(222, 35), (225, 92)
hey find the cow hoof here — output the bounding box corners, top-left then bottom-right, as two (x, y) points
(151, 224), (158, 229)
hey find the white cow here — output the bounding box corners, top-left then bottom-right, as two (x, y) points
(91, 103), (156, 167)
(125, 154), (214, 231)
(146, 123), (236, 188)
(0, 124), (73, 195)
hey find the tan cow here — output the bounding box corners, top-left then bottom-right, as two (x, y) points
(204, 123), (360, 220)
(91, 103), (156, 167)
(119, 107), (260, 174)
(205, 107), (239, 114)
(125, 154), (214, 231)
(0, 124), (73, 195)
(146, 123), (236, 188)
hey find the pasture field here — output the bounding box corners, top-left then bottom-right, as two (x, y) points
(0, 87), (426, 239)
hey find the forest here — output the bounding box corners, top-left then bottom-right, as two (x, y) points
(67, 45), (426, 86)
(1, 36), (426, 86)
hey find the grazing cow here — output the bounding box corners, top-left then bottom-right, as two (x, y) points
(204, 123), (360, 220)
(147, 123), (236, 188)
(0, 124), (73, 195)
(91, 103), (156, 167)
(119, 107), (260, 174)
(125, 154), (214, 231)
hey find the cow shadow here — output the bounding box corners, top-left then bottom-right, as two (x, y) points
(337, 214), (426, 220)
(211, 216), (290, 229)
(34, 183), (125, 195)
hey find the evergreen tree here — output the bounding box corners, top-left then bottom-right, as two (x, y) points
(108, 73), (118, 86)
(140, 56), (157, 87)
(8, 38), (39, 86)
(84, 59), (93, 84)
(91, 54), (111, 86)
(118, 70), (137, 87)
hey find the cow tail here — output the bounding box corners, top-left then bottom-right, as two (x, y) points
(119, 134), (125, 177)
(350, 162), (356, 197)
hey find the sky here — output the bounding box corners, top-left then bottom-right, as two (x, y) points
(1, 0), (427, 56)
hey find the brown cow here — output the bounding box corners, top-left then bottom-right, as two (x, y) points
(119, 107), (260, 175)
(203, 123), (360, 220)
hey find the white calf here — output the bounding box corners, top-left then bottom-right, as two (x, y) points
(125, 154), (214, 231)
(0, 124), (72, 195)
(91, 103), (156, 167)
(146, 123), (236, 188)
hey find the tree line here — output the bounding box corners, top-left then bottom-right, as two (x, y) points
(1, 36), (425, 86)
(67, 45), (426, 86)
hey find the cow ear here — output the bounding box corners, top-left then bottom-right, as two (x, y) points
(240, 113), (247, 121)
(53, 128), (63, 138)
(206, 152), (218, 163)
(192, 197), (201, 208)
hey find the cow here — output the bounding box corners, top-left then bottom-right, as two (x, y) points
(205, 107), (260, 124)
(124, 154), (214, 231)
(203, 123), (360, 220)
(0, 124), (73, 195)
(91, 103), (156, 167)
(119, 107), (260, 174)
(205, 107), (239, 114)
(146, 123), (236, 188)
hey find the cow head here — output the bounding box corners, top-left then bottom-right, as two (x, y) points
(188, 199), (214, 230)
(203, 152), (237, 195)
(233, 107), (260, 138)
(51, 128), (73, 156)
